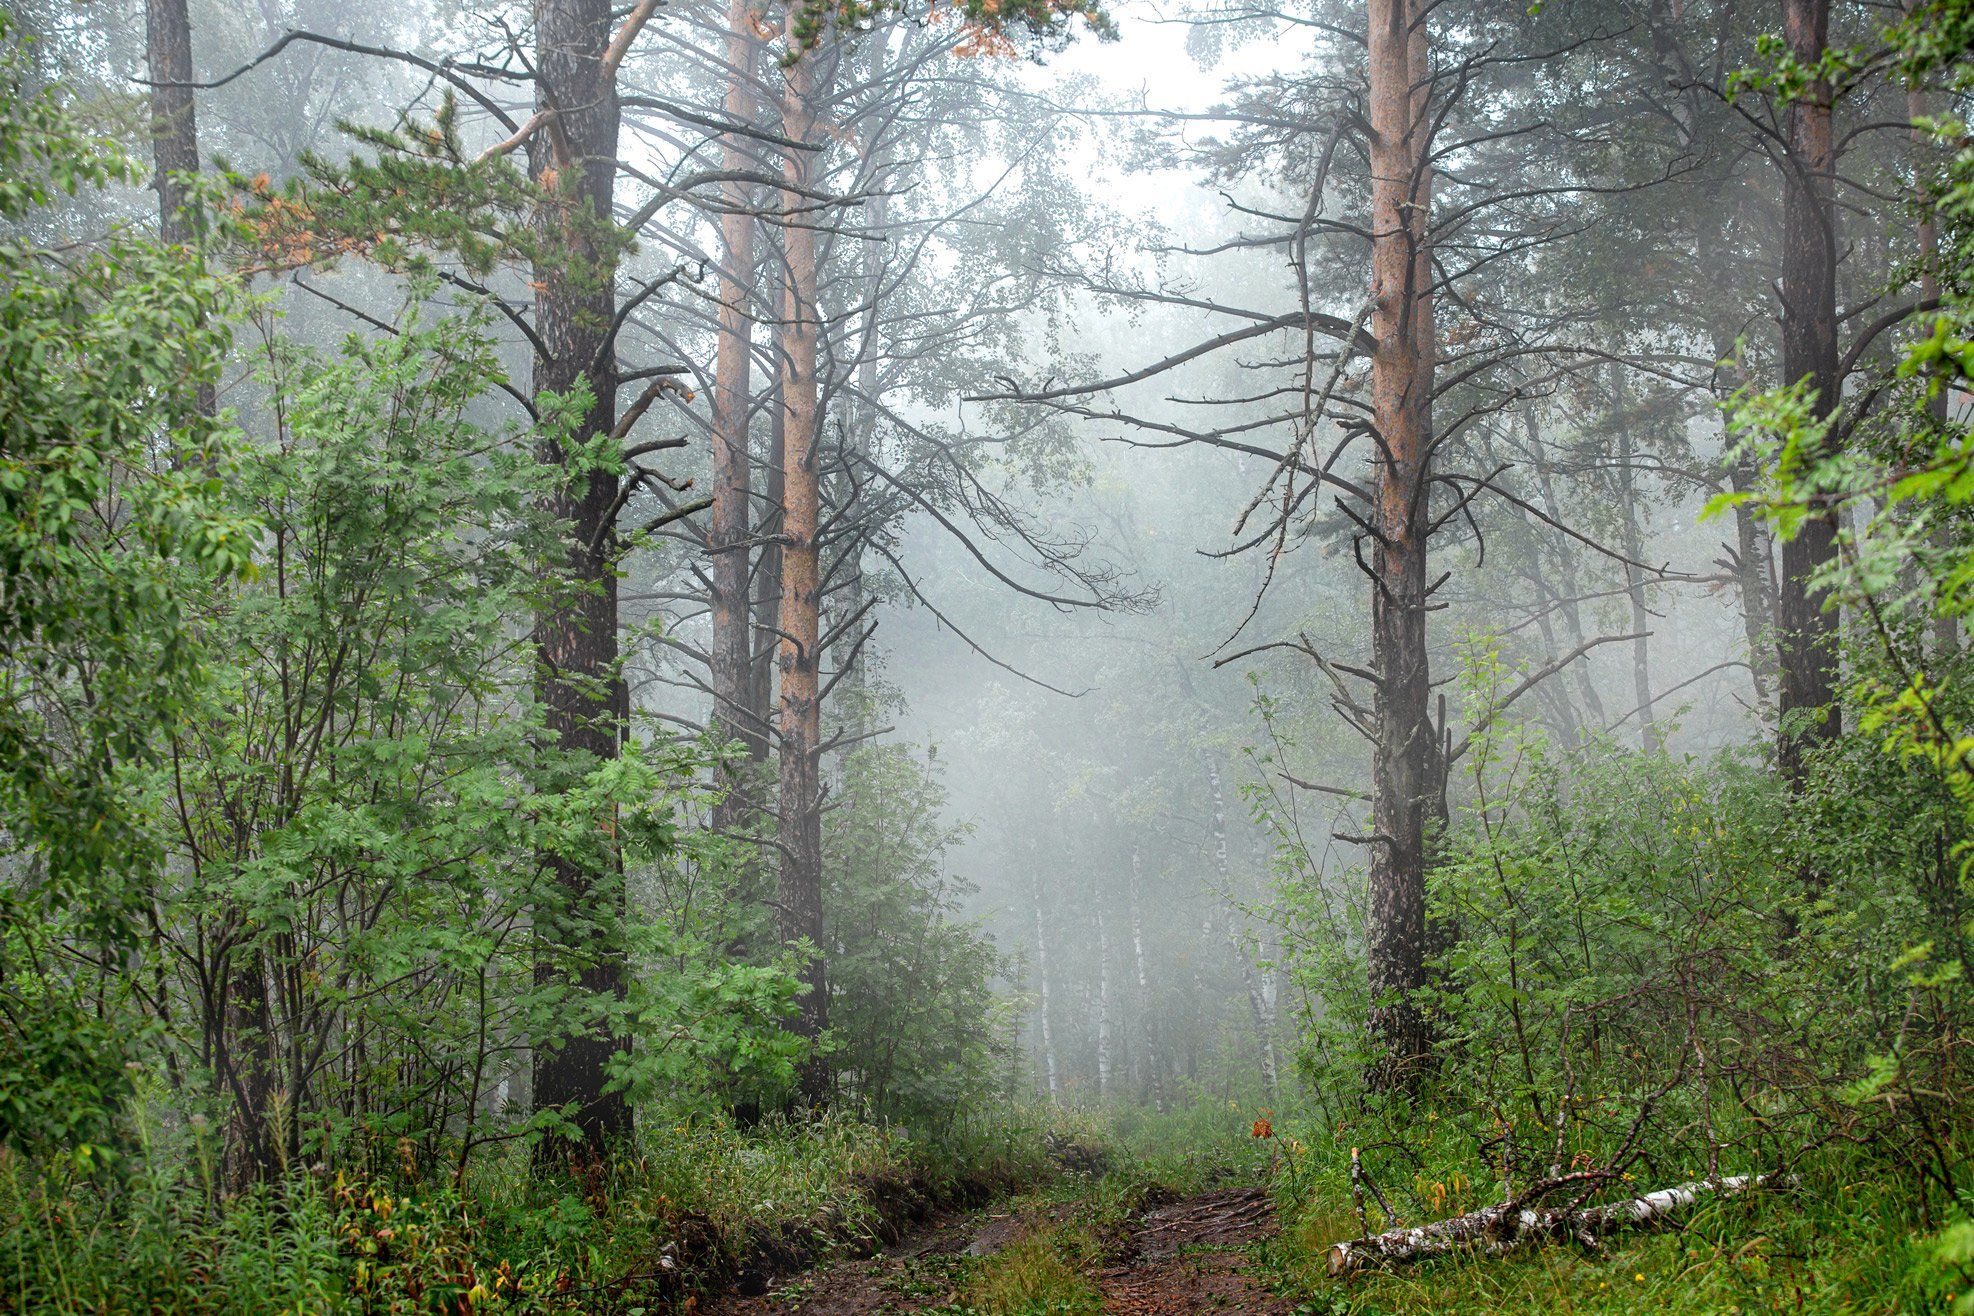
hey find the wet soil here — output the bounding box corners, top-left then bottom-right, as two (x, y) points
(1095, 1186), (1298, 1315)
(700, 1183), (1297, 1315)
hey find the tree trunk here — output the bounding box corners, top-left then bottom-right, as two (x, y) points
(711, 1), (764, 836)
(215, 944), (275, 1186)
(1031, 874), (1060, 1100)
(1611, 373), (1661, 752)
(1527, 417), (1609, 732)
(1910, 74), (1958, 660)
(1328, 1173), (1788, 1275)
(776, 49), (829, 1105)
(749, 337), (785, 752)
(1363, 0), (1437, 1091)
(1208, 759), (1279, 1097)
(1728, 450), (1780, 707)
(1191, 901), (1212, 1083)
(146, 0), (218, 430)
(1775, 0), (1842, 785)
(1699, 204), (1780, 712)
(529, 0), (630, 1157)
(1129, 844), (1163, 1109)
(146, 0), (199, 249)
(150, 0), (272, 1180)
(831, 183), (886, 729)
(1095, 899), (1113, 1099)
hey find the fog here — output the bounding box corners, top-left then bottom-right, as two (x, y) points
(10, 0), (1969, 1300)
(875, 1), (1766, 1100)
(15, 0), (1826, 1109)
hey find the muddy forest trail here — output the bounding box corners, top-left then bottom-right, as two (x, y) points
(703, 1181), (1299, 1315)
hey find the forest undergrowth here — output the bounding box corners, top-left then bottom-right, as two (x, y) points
(0, 1100), (1104, 1313)
(4, 1101), (1951, 1314)
(7, 0), (1974, 1311)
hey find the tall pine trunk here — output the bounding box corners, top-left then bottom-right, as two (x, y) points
(529, 0), (631, 1156)
(1363, 0), (1438, 1091)
(1728, 449), (1780, 706)
(1095, 898), (1113, 1098)
(145, 0), (216, 425)
(146, 0), (199, 247)
(711, 1), (764, 834)
(776, 50), (829, 1104)
(1775, 0), (1842, 785)
(750, 330), (785, 754)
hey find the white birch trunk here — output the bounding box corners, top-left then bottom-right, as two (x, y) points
(1032, 878), (1059, 1101)
(1328, 1173), (1788, 1276)
(1095, 901), (1113, 1098)
(1209, 759), (1279, 1097)
(1129, 845), (1162, 1108)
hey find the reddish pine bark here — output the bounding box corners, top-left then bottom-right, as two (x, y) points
(1363, 0), (1438, 1090)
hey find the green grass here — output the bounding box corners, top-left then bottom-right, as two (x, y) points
(5, 1093), (1957, 1314)
(926, 1218), (1103, 1316)
(916, 1099), (1283, 1316)
(1259, 1140), (1960, 1314)
(0, 1100), (1092, 1314)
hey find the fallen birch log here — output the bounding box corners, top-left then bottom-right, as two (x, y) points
(1327, 1172), (1789, 1276)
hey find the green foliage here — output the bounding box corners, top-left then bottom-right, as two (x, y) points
(1429, 703), (1803, 1147)
(627, 828), (811, 1111)
(109, 302), (810, 1171)
(1897, 0), (1974, 91)
(0, 15), (256, 1165)
(219, 95), (607, 284)
(825, 743), (1014, 1125)
(0, 1096), (1105, 1314)
(0, 44), (806, 1171)
(0, 21), (250, 924)
(0, 22), (134, 216)
(0, 949), (141, 1171)
(783, 0), (1117, 61)
(1261, 627), (1974, 1301)
(1265, 1134), (1957, 1313)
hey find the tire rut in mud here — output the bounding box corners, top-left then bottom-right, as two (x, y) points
(1097, 1185), (1298, 1315)
(701, 1182), (1298, 1314)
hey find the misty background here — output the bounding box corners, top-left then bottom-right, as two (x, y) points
(16, 0), (1771, 1103)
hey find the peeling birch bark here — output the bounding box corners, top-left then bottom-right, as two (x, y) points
(1326, 1173), (1789, 1277)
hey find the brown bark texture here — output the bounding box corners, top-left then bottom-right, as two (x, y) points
(1775, 0), (1843, 784)
(146, 0), (200, 248)
(711, 1), (766, 837)
(146, 0), (218, 424)
(1363, 0), (1438, 1090)
(776, 49), (830, 1104)
(529, 0), (632, 1154)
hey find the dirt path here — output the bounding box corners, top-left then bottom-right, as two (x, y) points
(1096, 1186), (1298, 1315)
(698, 1205), (985, 1316)
(699, 1184), (1297, 1314)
